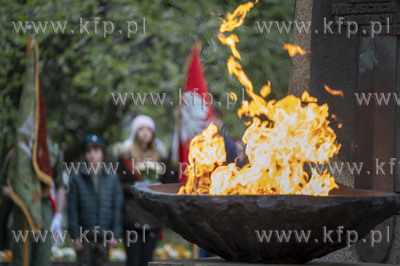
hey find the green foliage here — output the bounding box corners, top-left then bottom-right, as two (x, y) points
(1, 0), (294, 162)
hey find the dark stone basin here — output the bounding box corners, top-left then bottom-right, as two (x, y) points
(131, 183), (400, 264)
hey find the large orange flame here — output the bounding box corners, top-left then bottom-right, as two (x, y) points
(179, 1), (340, 196)
(180, 123), (226, 194)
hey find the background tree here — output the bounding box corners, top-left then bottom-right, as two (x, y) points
(1, 0), (295, 163)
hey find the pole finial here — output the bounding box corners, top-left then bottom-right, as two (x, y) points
(25, 9), (35, 36)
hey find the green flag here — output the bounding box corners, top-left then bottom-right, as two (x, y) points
(8, 36), (53, 232)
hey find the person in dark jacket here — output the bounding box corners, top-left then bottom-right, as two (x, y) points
(199, 106), (239, 258)
(212, 106), (239, 166)
(68, 135), (123, 266)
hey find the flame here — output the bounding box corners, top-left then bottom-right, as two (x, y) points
(330, 114), (342, 128)
(218, 34), (241, 59)
(178, 1), (340, 196)
(283, 43), (309, 57)
(324, 84), (344, 99)
(219, 1), (257, 33)
(179, 123), (226, 195)
(260, 81), (271, 98)
(229, 92), (237, 101)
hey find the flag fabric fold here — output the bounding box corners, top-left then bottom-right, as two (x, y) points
(8, 37), (53, 231)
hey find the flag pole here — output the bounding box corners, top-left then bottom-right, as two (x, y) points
(22, 11), (34, 265)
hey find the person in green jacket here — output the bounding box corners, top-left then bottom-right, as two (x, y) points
(68, 135), (123, 266)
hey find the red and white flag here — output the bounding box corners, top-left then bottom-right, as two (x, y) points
(172, 43), (215, 183)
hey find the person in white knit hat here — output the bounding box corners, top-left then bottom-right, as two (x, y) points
(117, 114), (166, 266)
(115, 115), (168, 160)
(130, 115), (155, 138)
